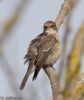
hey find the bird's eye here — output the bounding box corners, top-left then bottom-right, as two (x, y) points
(51, 25), (54, 27)
(44, 26), (47, 28)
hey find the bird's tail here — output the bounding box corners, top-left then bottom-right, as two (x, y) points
(20, 63), (34, 90)
(32, 67), (41, 80)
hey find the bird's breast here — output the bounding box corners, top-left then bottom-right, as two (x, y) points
(45, 41), (61, 65)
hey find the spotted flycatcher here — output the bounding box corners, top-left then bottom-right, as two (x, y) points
(20, 21), (61, 90)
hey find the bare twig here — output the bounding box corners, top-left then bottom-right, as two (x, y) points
(58, 0), (78, 79)
(43, 66), (63, 100)
(58, 14), (71, 78)
(55, 0), (76, 30)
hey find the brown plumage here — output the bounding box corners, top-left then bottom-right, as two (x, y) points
(20, 21), (61, 90)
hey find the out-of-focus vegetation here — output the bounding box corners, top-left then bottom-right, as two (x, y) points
(63, 23), (84, 100)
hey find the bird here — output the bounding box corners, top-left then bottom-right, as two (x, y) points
(20, 21), (61, 90)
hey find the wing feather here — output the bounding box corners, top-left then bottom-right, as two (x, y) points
(24, 33), (46, 63)
(33, 35), (56, 80)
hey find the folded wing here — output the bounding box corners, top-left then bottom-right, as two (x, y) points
(33, 35), (56, 80)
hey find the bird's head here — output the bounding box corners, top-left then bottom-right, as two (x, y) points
(44, 21), (57, 31)
(43, 21), (57, 35)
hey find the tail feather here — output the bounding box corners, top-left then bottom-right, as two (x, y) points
(20, 69), (30, 90)
(32, 68), (41, 81)
(24, 54), (29, 64)
(24, 58), (28, 64)
(20, 63), (34, 90)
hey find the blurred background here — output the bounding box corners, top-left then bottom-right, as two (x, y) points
(0, 0), (84, 100)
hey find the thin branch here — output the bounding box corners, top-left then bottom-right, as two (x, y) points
(43, 66), (63, 100)
(55, 0), (76, 30)
(58, 0), (78, 79)
(58, 14), (71, 78)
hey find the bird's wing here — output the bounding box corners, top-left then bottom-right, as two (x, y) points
(24, 33), (46, 64)
(33, 35), (56, 80)
(30, 33), (46, 46)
